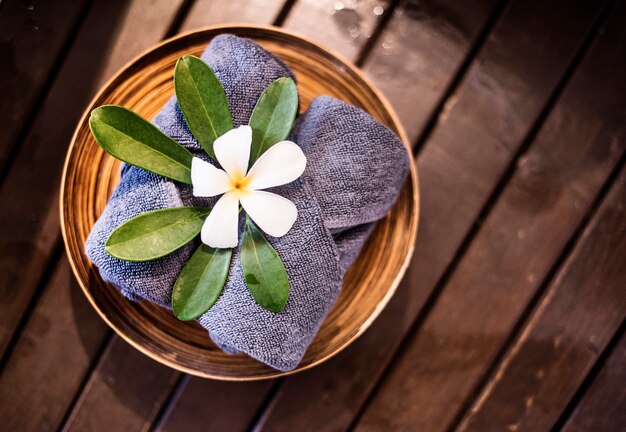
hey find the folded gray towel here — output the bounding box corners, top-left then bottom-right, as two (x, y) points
(85, 34), (409, 371)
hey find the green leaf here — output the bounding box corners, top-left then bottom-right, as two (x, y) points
(240, 217), (290, 312)
(105, 207), (210, 262)
(90, 105), (193, 184)
(172, 244), (232, 320)
(174, 55), (233, 159)
(248, 77), (298, 166)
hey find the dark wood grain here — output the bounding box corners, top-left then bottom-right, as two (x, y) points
(159, 378), (275, 431)
(0, 255), (109, 431)
(0, 0), (184, 360)
(455, 166), (626, 432)
(561, 329), (626, 432)
(0, 0), (186, 429)
(0, 0), (88, 173)
(283, 0), (392, 62)
(2, 0), (623, 430)
(254, 0), (608, 430)
(62, 337), (180, 432)
(355, 1), (625, 430)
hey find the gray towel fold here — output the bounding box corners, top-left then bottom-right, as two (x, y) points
(85, 34), (409, 371)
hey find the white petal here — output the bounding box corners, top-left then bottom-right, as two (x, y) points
(190, 157), (232, 197)
(240, 190), (297, 237)
(245, 141), (307, 190)
(201, 191), (241, 248)
(213, 125), (252, 181)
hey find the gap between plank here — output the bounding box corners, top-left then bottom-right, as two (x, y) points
(0, 0), (93, 187)
(345, 0), (616, 429)
(149, 373), (190, 432)
(412, 0), (510, 157)
(164, 0), (197, 39)
(246, 378), (285, 432)
(355, 0), (404, 68)
(550, 318), (626, 432)
(273, 0), (298, 26)
(55, 331), (114, 432)
(0, 238), (64, 374)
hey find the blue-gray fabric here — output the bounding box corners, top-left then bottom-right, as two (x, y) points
(85, 34), (410, 371)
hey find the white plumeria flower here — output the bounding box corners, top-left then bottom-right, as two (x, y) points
(191, 125), (307, 248)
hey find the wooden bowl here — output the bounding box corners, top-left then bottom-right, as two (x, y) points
(61, 25), (419, 381)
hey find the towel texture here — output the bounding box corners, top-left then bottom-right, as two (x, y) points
(86, 34), (410, 371)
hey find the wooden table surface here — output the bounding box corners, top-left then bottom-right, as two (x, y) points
(1, 0), (624, 431)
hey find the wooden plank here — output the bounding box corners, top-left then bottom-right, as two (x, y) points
(561, 329), (626, 432)
(455, 167), (626, 432)
(0, 0), (88, 172)
(0, 1), (186, 430)
(180, 0), (285, 31)
(355, 2), (626, 430)
(361, 0), (500, 141)
(0, 255), (109, 431)
(159, 378), (275, 432)
(62, 337), (180, 432)
(254, 1), (608, 430)
(283, 0), (392, 62)
(0, 0), (184, 360)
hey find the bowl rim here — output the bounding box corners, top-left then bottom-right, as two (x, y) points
(60, 23), (420, 380)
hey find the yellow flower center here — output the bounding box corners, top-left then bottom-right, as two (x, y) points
(229, 171), (251, 191)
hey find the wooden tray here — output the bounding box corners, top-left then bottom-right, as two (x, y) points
(60, 25), (419, 381)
